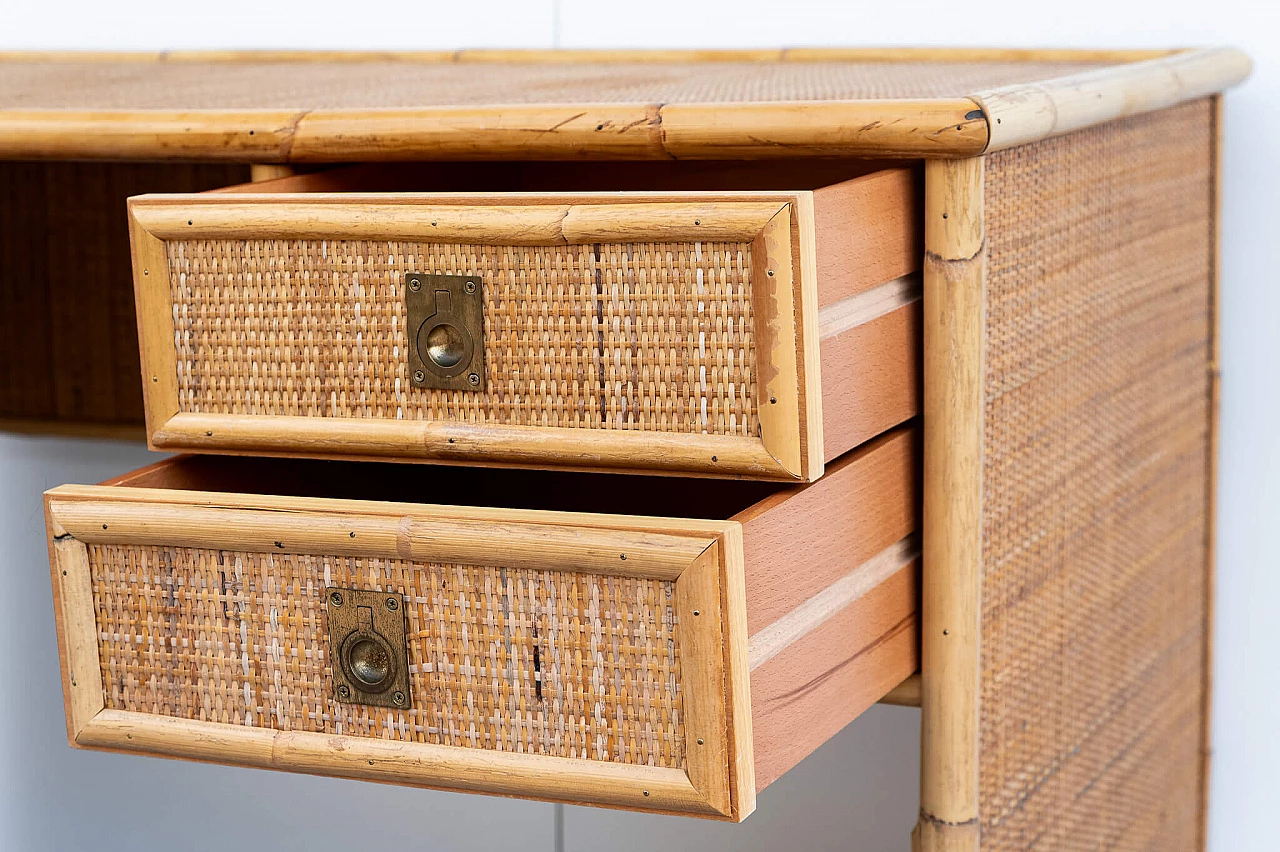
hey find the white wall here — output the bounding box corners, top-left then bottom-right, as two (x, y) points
(2, 3), (1275, 850)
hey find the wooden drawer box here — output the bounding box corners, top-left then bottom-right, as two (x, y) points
(46, 425), (918, 821)
(128, 166), (920, 481)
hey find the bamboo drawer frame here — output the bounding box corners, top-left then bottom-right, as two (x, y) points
(46, 426), (919, 822)
(128, 169), (921, 481)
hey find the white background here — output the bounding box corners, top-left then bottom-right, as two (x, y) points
(1, 2), (1275, 850)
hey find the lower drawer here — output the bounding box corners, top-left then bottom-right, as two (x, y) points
(45, 426), (917, 821)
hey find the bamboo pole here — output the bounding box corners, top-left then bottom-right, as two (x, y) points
(914, 156), (985, 852)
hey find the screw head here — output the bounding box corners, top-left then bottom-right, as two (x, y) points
(464, 280), (477, 294)
(385, 596), (399, 611)
(409, 277), (422, 291)
(329, 591), (344, 607)
(337, 684), (351, 699)
(467, 372), (481, 386)
(392, 690), (406, 706)
(413, 370), (426, 383)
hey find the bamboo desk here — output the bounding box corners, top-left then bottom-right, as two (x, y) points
(1, 47), (1250, 850)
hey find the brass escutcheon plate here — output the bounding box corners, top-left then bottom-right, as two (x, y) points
(326, 586), (411, 710)
(406, 273), (486, 391)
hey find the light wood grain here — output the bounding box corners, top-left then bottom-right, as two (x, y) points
(737, 426), (917, 635)
(972, 46), (1251, 151)
(812, 169), (921, 307)
(915, 157), (985, 852)
(750, 561), (918, 789)
(819, 300), (920, 463)
(818, 272), (920, 339)
(748, 536), (918, 671)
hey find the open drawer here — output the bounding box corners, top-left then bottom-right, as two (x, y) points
(45, 424), (918, 821)
(128, 163), (920, 482)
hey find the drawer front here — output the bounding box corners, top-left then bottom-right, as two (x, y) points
(130, 193), (820, 480)
(48, 491), (751, 819)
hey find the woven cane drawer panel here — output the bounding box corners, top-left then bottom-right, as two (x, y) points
(167, 238), (757, 437)
(88, 543), (684, 768)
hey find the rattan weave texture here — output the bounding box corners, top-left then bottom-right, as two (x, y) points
(0, 61), (1109, 109)
(89, 543), (686, 767)
(980, 101), (1213, 850)
(0, 162), (246, 425)
(168, 238), (759, 435)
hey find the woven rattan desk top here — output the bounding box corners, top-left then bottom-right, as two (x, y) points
(0, 47), (1249, 161)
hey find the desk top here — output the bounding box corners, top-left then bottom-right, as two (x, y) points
(0, 47), (1249, 161)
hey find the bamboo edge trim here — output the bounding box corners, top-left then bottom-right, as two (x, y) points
(970, 46), (1251, 152)
(719, 523), (757, 819)
(129, 196), (789, 243)
(0, 102), (984, 161)
(676, 543), (737, 816)
(75, 710), (723, 816)
(0, 48), (1248, 160)
(747, 534), (919, 670)
(148, 415), (794, 479)
(51, 537), (105, 738)
(752, 204), (812, 481)
(49, 500), (711, 580)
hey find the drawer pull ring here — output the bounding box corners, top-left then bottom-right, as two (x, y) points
(327, 586), (411, 709)
(406, 273), (486, 392)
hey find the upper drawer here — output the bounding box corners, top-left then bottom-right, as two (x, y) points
(128, 167), (920, 481)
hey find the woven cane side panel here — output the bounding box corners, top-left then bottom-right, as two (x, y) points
(168, 239), (759, 436)
(981, 101), (1213, 850)
(88, 544), (686, 768)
